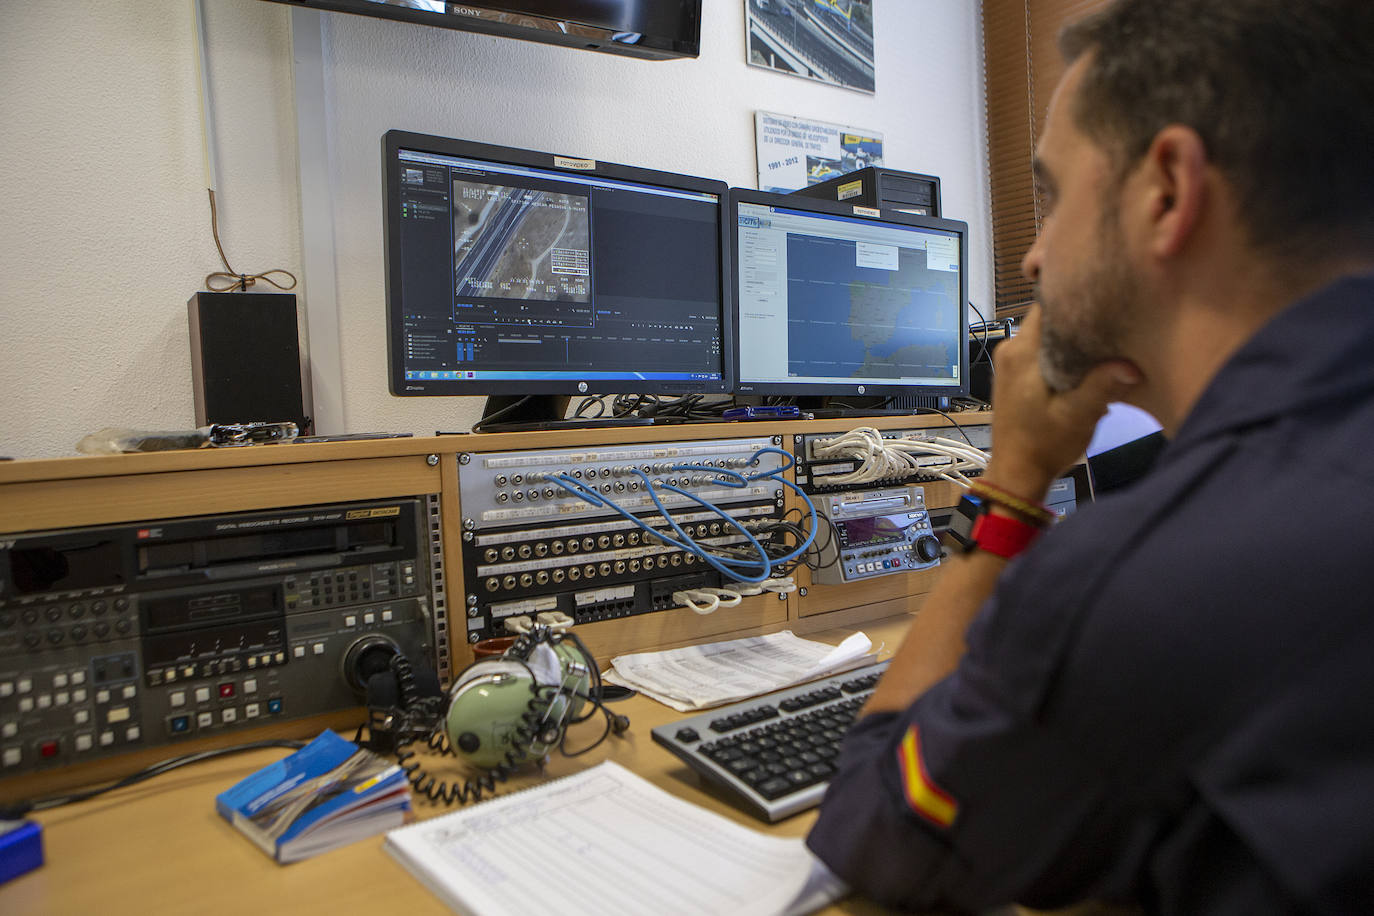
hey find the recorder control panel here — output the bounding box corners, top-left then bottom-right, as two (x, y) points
(0, 497), (446, 776)
(811, 485), (941, 584)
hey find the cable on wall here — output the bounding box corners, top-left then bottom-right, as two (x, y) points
(192, 0), (297, 294)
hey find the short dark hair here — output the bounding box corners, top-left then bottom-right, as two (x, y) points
(1061, 0), (1374, 257)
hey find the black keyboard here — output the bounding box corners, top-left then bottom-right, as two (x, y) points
(650, 661), (888, 822)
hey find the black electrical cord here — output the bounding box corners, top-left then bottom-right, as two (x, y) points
(552, 629), (630, 756)
(806, 517), (843, 574)
(968, 300), (994, 380)
(611, 393), (657, 417)
(753, 519), (812, 575)
(648, 394), (702, 419)
(781, 505), (833, 571)
(471, 395), (534, 432)
(696, 397), (737, 420)
(913, 406), (976, 448)
(792, 517), (826, 572)
(0, 739), (309, 820)
(702, 516), (817, 577)
(672, 395), (734, 420)
(582, 393), (735, 422)
(573, 395), (607, 419)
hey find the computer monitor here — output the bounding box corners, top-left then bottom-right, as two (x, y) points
(730, 189), (969, 409)
(1086, 402), (1166, 495)
(383, 130), (731, 427)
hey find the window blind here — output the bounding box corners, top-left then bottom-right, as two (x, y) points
(982, 0), (1109, 319)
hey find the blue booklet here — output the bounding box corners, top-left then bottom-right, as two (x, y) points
(216, 731), (410, 863)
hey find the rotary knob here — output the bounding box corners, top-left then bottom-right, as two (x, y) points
(915, 535), (942, 563)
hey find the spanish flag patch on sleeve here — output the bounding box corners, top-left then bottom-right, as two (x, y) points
(896, 723), (959, 828)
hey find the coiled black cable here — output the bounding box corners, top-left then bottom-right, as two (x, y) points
(391, 655), (550, 806)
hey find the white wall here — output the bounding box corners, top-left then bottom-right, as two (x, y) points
(0, 1), (300, 460)
(0, 0), (989, 459)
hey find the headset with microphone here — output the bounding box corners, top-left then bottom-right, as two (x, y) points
(358, 624), (630, 805)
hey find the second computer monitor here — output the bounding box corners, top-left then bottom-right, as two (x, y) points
(730, 188), (969, 402)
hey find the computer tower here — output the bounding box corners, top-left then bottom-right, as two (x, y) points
(187, 290), (312, 433)
(790, 166), (942, 217)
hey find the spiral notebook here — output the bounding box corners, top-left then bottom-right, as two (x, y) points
(383, 760), (846, 916)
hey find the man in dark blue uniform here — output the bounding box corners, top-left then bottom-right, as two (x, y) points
(807, 1), (1374, 912)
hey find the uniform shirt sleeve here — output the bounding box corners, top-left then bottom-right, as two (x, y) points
(806, 551), (1148, 911)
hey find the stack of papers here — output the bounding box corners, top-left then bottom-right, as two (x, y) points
(385, 760), (847, 916)
(605, 630), (875, 711)
(216, 730), (410, 864)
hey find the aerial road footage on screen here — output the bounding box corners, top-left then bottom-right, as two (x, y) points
(452, 178), (591, 302)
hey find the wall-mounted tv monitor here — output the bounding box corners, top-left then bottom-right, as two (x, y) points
(264, 1), (702, 61)
(383, 130), (730, 426)
(730, 189), (969, 406)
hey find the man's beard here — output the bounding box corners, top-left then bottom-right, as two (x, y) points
(1036, 215), (1137, 392)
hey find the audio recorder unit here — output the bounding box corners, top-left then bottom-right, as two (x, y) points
(810, 485), (942, 584)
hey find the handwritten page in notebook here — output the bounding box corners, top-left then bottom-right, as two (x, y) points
(384, 761), (846, 916)
(605, 630), (874, 711)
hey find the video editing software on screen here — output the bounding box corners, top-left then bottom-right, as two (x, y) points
(391, 146), (724, 387)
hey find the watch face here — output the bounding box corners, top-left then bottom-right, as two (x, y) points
(943, 492), (986, 553)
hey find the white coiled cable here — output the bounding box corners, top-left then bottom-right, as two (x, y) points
(673, 576), (797, 615)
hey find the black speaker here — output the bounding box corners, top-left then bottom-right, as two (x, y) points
(188, 291), (312, 433)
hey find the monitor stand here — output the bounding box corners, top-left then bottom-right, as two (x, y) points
(473, 394), (657, 433)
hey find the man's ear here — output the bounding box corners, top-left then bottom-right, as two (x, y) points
(1140, 124), (1208, 258)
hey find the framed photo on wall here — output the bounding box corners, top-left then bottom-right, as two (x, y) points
(755, 110), (884, 192)
(745, 0), (875, 94)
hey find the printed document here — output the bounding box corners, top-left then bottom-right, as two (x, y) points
(605, 630), (874, 711)
(384, 761), (846, 916)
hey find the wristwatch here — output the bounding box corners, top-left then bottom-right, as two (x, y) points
(943, 491), (987, 553)
(943, 491), (1043, 559)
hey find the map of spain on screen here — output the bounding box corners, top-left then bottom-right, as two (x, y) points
(785, 233), (960, 380)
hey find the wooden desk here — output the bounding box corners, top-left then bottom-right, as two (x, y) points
(0, 617), (915, 916)
(0, 418), (1008, 913)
